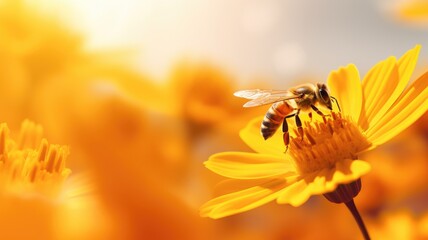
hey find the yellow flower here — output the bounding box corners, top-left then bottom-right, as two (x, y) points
(0, 0), (85, 130)
(200, 45), (428, 219)
(0, 120), (117, 240)
(0, 120), (69, 239)
(393, 0), (428, 25)
(0, 119), (71, 197)
(366, 210), (428, 240)
(168, 61), (265, 133)
(168, 61), (240, 128)
(0, 1), (218, 239)
(43, 79), (215, 239)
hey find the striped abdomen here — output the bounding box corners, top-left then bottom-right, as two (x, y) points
(261, 101), (294, 140)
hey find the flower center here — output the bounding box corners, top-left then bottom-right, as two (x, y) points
(0, 120), (71, 197)
(289, 112), (371, 174)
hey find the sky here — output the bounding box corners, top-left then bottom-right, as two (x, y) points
(44, 0), (428, 86)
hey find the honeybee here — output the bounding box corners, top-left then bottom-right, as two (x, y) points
(234, 83), (340, 152)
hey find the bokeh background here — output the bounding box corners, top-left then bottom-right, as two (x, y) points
(0, 0), (427, 239)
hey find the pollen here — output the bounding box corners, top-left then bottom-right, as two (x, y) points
(289, 113), (371, 174)
(0, 120), (71, 197)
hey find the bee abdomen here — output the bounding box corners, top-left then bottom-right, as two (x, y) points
(261, 102), (293, 140)
(261, 122), (279, 140)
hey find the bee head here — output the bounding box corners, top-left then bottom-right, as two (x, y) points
(316, 83), (332, 110)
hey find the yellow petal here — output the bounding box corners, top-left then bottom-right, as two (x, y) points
(214, 178), (281, 196)
(276, 179), (310, 207)
(359, 57), (398, 130)
(331, 159), (371, 185)
(239, 117), (285, 157)
(276, 159), (371, 206)
(309, 168), (337, 194)
(398, 45), (421, 90)
(312, 159), (370, 196)
(367, 71), (428, 146)
(327, 64), (362, 122)
(200, 178), (297, 219)
(276, 169), (330, 207)
(362, 45), (421, 131)
(205, 152), (297, 179)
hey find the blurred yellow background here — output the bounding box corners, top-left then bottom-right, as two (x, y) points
(0, 0), (427, 239)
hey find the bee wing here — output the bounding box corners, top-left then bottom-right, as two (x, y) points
(234, 89), (301, 107)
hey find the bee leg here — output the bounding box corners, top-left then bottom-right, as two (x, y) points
(282, 113), (297, 153)
(331, 96), (341, 112)
(282, 117), (289, 154)
(295, 114), (304, 141)
(311, 105), (330, 117)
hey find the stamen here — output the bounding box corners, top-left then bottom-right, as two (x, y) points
(29, 164), (39, 183)
(0, 122), (71, 197)
(0, 124), (8, 155)
(306, 132), (316, 145)
(46, 146), (58, 173)
(17, 120), (43, 149)
(37, 139), (49, 162)
(289, 112), (371, 174)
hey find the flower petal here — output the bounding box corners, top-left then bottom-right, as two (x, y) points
(397, 45), (421, 92)
(239, 117), (285, 157)
(330, 159), (371, 185)
(276, 179), (310, 207)
(205, 152), (297, 179)
(327, 64), (362, 122)
(366, 71), (428, 146)
(276, 159), (371, 206)
(361, 45), (421, 131)
(213, 178), (280, 196)
(200, 177), (298, 219)
(359, 57), (398, 130)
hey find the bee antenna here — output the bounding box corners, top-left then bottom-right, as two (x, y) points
(331, 96), (341, 112)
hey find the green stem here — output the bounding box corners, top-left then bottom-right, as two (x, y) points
(345, 199), (370, 240)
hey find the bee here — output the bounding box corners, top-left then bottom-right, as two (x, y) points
(234, 83), (340, 152)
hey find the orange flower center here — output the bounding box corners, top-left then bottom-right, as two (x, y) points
(0, 120), (71, 197)
(289, 113), (371, 174)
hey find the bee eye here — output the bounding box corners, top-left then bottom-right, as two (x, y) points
(319, 89), (330, 103)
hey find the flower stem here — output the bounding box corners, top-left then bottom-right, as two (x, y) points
(345, 199), (370, 240)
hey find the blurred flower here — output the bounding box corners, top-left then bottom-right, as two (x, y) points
(392, 0), (428, 26)
(365, 210), (428, 240)
(0, 120), (112, 240)
(0, 1), (213, 239)
(200, 45), (428, 219)
(18, 68), (210, 239)
(356, 122), (428, 212)
(0, 0), (85, 129)
(168, 61), (249, 132)
(40, 78), (214, 239)
(0, 0), (165, 138)
(0, 119), (70, 199)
